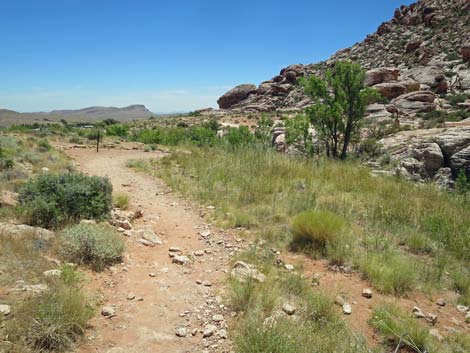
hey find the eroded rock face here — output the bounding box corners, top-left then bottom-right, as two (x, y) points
(392, 91), (436, 114)
(434, 127), (470, 158)
(403, 66), (448, 93)
(365, 67), (400, 86)
(374, 82), (407, 99)
(411, 142), (444, 176)
(217, 84), (257, 109)
(449, 145), (470, 174)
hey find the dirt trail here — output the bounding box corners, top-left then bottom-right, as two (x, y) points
(64, 147), (237, 353)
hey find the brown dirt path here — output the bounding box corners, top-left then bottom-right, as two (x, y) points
(64, 147), (238, 353)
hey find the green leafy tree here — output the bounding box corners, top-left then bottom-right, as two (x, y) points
(300, 61), (379, 159)
(285, 113), (314, 155)
(254, 114), (274, 147)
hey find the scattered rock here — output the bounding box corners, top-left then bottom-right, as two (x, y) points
(231, 261), (266, 283)
(436, 298), (446, 307)
(101, 306), (116, 317)
(413, 307), (425, 318)
(342, 303), (352, 315)
(203, 324), (217, 338)
(284, 264), (294, 271)
(282, 303), (296, 316)
(212, 314), (224, 322)
(362, 288), (373, 299)
(126, 293), (136, 301)
(172, 255), (191, 265)
(0, 304), (11, 316)
(175, 327), (187, 337)
(218, 329), (228, 339)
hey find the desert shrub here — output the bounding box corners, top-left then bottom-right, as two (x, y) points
(106, 124), (128, 137)
(60, 223), (124, 270)
(113, 192), (130, 209)
(224, 126), (254, 147)
(37, 139), (52, 152)
(357, 138), (382, 159)
(370, 304), (437, 353)
(4, 273), (93, 352)
(290, 210), (345, 252)
(19, 173), (112, 228)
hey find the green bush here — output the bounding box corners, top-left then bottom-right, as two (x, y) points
(290, 210), (345, 251)
(19, 173), (113, 228)
(106, 124), (129, 137)
(4, 274), (94, 352)
(60, 223), (124, 271)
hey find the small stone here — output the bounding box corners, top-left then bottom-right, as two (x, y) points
(175, 327), (187, 337)
(312, 273), (320, 286)
(194, 250), (205, 256)
(284, 264), (294, 271)
(282, 303), (296, 315)
(126, 293), (136, 300)
(191, 328), (198, 336)
(212, 314), (224, 322)
(218, 329), (228, 339)
(335, 295), (345, 306)
(436, 298), (446, 307)
(200, 230), (211, 238)
(172, 255), (191, 265)
(169, 247), (181, 252)
(426, 313), (438, 325)
(139, 239), (155, 247)
(362, 288), (373, 299)
(149, 272), (157, 277)
(202, 281), (212, 287)
(413, 307), (425, 318)
(343, 303), (352, 315)
(101, 306), (116, 317)
(456, 305), (469, 313)
(0, 304), (11, 316)
(203, 324), (217, 338)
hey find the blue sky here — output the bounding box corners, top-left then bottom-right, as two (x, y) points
(0, 0), (413, 113)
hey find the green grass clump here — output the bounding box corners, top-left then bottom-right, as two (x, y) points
(113, 192), (130, 210)
(290, 210), (345, 252)
(60, 223), (124, 271)
(357, 251), (419, 295)
(230, 259), (370, 353)
(370, 304), (437, 353)
(19, 173), (113, 228)
(3, 270), (94, 352)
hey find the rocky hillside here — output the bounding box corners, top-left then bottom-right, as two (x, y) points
(218, 0), (469, 114)
(0, 105), (155, 126)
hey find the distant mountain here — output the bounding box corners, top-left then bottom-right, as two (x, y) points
(0, 105), (155, 127)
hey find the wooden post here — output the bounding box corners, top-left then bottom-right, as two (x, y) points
(96, 130), (100, 152)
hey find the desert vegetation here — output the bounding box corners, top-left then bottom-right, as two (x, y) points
(131, 141), (470, 352)
(0, 135), (125, 353)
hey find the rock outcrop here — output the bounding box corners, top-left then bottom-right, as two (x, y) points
(218, 0), (469, 114)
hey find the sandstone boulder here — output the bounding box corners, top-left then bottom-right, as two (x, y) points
(403, 66), (448, 93)
(217, 84), (257, 109)
(374, 82), (407, 99)
(449, 145), (470, 174)
(0, 223), (55, 240)
(392, 91), (436, 114)
(411, 142), (444, 176)
(434, 127), (470, 158)
(365, 67), (400, 86)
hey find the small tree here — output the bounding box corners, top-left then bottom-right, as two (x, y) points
(285, 113), (314, 156)
(301, 61), (379, 159)
(254, 113), (274, 147)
